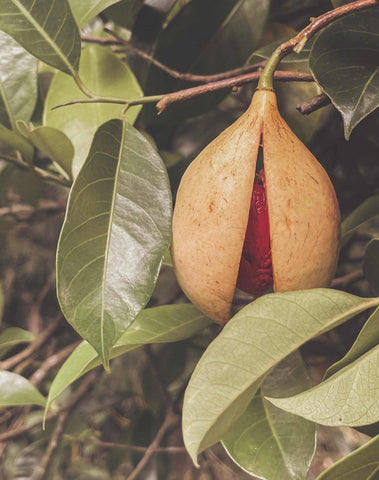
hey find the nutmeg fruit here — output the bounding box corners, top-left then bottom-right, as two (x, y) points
(171, 88), (340, 324)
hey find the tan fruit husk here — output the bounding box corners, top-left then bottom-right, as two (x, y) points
(171, 89), (340, 324)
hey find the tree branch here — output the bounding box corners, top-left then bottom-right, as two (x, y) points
(297, 93), (331, 115)
(125, 408), (179, 480)
(156, 71), (313, 114)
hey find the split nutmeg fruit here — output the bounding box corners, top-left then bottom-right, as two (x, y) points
(171, 87), (340, 324)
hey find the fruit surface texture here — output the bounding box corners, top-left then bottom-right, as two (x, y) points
(171, 89), (340, 324)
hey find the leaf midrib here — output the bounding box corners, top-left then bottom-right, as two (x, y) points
(11, 0), (76, 75)
(189, 294), (379, 458)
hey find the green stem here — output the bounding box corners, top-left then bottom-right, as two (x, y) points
(257, 47), (286, 90)
(53, 94), (165, 110)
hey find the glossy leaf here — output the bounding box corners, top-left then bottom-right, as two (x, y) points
(45, 304), (211, 415)
(0, 327), (35, 359)
(182, 289), (379, 464)
(341, 194), (379, 247)
(223, 352), (316, 480)
(44, 45), (142, 177)
(364, 239), (379, 295)
(57, 119), (172, 368)
(326, 307), (379, 378)
(17, 121), (73, 180)
(316, 434), (379, 480)
(0, 371), (46, 407)
(0, 0), (81, 75)
(267, 344), (379, 427)
(309, 10), (379, 139)
(0, 31), (37, 130)
(68, 0), (122, 27)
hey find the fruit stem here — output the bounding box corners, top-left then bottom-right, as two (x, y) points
(257, 47), (286, 90)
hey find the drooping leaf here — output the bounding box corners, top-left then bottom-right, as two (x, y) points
(315, 434), (379, 480)
(17, 121), (73, 180)
(0, 371), (45, 407)
(223, 352), (316, 480)
(0, 31), (37, 130)
(182, 289), (379, 464)
(364, 239), (379, 295)
(341, 194), (379, 247)
(44, 45), (142, 177)
(267, 344), (379, 427)
(45, 304), (211, 415)
(68, 0), (122, 27)
(0, 327), (35, 359)
(309, 9), (379, 139)
(0, 0), (81, 75)
(57, 119), (172, 368)
(326, 307), (379, 378)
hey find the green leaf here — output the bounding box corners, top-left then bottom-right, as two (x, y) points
(69, 0), (122, 27)
(316, 434), (379, 480)
(267, 344), (379, 427)
(0, 31), (37, 130)
(0, 371), (45, 407)
(0, 283), (3, 324)
(45, 304), (211, 415)
(223, 352), (316, 480)
(364, 239), (379, 295)
(17, 121), (73, 180)
(0, 327), (35, 359)
(0, 123), (33, 162)
(182, 289), (379, 464)
(309, 9), (379, 139)
(0, 0), (81, 75)
(341, 194), (379, 247)
(56, 119), (172, 368)
(44, 45), (142, 177)
(326, 307), (379, 379)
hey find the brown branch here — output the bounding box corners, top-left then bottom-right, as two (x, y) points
(0, 316), (61, 371)
(297, 92), (331, 115)
(157, 71), (314, 114)
(96, 440), (186, 454)
(83, 33), (267, 83)
(0, 200), (66, 222)
(125, 408), (179, 480)
(36, 410), (69, 480)
(30, 342), (80, 387)
(0, 369), (99, 445)
(331, 269), (364, 289)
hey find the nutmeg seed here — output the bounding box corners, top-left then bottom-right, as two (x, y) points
(171, 89), (340, 324)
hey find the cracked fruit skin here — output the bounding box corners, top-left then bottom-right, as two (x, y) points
(171, 89), (340, 324)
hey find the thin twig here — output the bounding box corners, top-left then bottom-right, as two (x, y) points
(331, 269), (365, 289)
(126, 408), (178, 480)
(36, 410), (70, 480)
(0, 200), (66, 222)
(156, 71), (313, 114)
(30, 342), (80, 387)
(96, 440), (186, 453)
(0, 316), (61, 371)
(297, 93), (331, 115)
(0, 369), (99, 445)
(84, 31), (267, 83)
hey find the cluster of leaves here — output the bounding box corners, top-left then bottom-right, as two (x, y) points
(0, 0), (379, 478)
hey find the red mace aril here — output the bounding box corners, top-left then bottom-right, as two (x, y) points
(236, 171), (273, 296)
(171, 88), (341, 325)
